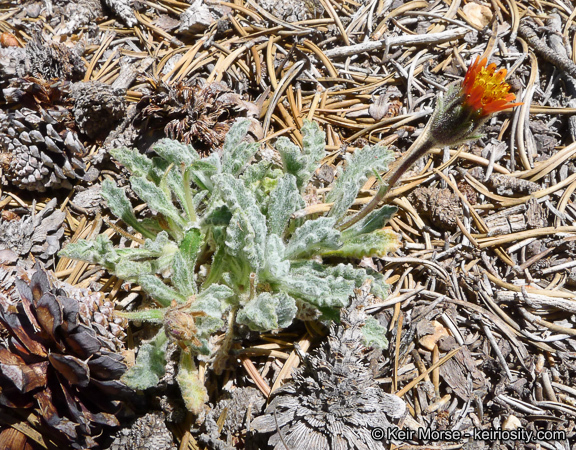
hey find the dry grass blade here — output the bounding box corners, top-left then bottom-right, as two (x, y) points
(240, 355), (272, 397)
(269, 333), (312, 395)
(396, 347), (462, 398)
(262, 60), (305, 136)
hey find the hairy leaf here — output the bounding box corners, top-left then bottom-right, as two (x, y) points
(300, 120), (325, 181)
(237, 292), (297, 331)
(115, 259), (153, 281)
(275, 120), (325, 191)
(197, 284), (234, 305)
(137, 275), (187, 307)
(101, 180), (155, 239)
(59, 234), (118, 271)
(363, 317), (389, 350)
(341, 205), (398, 239)
(201, 205), (232, 226)
(216, 174), (266, 270)
(242, 160), (272, 187)
(172, 253), (194, 298)
(152, 138), (199, 167)
(285, 217), (341, 260)
(289, 261), (389, 300)
(321, 228), (399, 259)
(110, 147), (153, 178)
(121, 332), (168, 390)
(177, 352), (208, 414)
(115, 308), (167, 323)
(131, 177), (186, 229)
(276, 129), (324, 192)
(223, 142), (260, 176)
(261, 234), (290, 280)
(326, 145), (394, 221)
(172, 229), (204, 297)
(267, 174), (304, 236)
(190, 316), (222, 355)
(187, 157), (220, 192)
(141, 231), (174, 254)
(276, 268), (354, 310)
(150, 157), (192, 220)
(204, 247), (252, 296)
(221, 120), (258, 175)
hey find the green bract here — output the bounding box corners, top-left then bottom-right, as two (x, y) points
(60, 119), (399, 413)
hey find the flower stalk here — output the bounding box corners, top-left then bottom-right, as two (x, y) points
(338, 121), (436, 230)
(339, 56), (523, 231)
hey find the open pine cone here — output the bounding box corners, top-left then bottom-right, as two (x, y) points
(251, 286), (406, 450)
(135, 79), (257, 151)
(70, 81), (126, 140)
(0, 77), (98, 191)
(0, 30), (84, 89)
(25, 31), (85, 82)
(0, 264), (131, 449)
(0, 197), (66, 264)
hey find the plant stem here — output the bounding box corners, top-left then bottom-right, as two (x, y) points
(383, 126), (437, 191)
(338, 123), (437, 231)
(212, 306), (238, 375)
(182, 164), (197, 223)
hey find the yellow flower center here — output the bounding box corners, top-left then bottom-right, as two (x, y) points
(472, 64), (510, 103)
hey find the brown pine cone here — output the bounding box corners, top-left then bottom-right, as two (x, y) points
(135, 80), (258, 152)
(0, 47), (26, 84)
(106, 412), (177, 450)
(0, 264), (131, 449)
(256, 0), (324, 22)
(70, 81), (126, 139)
(25, 31), (85, 81)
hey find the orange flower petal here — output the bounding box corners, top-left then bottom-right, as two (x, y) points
(481, 100), (509, 114)
(486, 102), (524, 114)
(461, 57), (522, 116)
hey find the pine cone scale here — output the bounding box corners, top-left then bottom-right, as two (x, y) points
(48, 353), (90, 387)
(0, 306), (48, 357)
(0, 347), (48, 392)
(35, 292), (63, 339)
(64, 324), (103, 359)
(88, 353), (127, 380)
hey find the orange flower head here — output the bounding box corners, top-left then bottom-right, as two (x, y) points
(461, 56), (523, 116)
(428, 56), (523, 146)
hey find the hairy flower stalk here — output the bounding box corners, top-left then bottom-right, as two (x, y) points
(340, 56), (522, 230)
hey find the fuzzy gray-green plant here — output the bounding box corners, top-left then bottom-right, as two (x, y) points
(60, 119), (399, 413)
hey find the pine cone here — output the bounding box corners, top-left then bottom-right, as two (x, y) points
(25, 31), (85, 81)
(0, 251), (30, 303)
(200, 387), (265, 449)
(257, 0), (324, 22)
(51, 276), (128, 354)
(0, 77), (98, 191)
(71, 81), (126, 139)
(251, 287), (406, 450)
(0, 264), (131, 449)
(0, 47), (26, 85)
(0, 259), (127, 350)
(0, 197), (66, 263)
(106, 412), (177, 450)
(135, 80), (257, 152)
